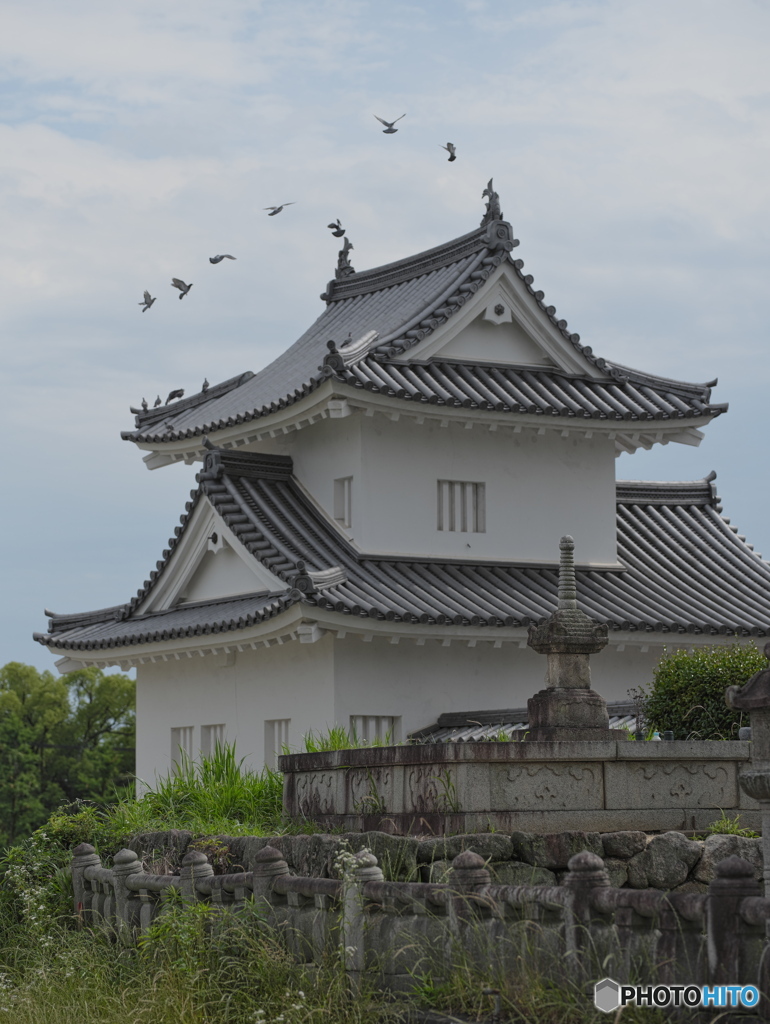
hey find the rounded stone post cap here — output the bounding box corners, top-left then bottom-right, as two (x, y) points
(254, 844), (290, 876)
(113, 848), (140, 866)
(715, 855), (757, 879)
(450, 850), (491, 885)
(353, 849), (384, 882)
(565, 850), (610, 889)
(181, 850), (214, 877)
(72, 842), (96, 857)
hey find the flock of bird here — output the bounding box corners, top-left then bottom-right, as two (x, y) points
(137, 114), (456, 317)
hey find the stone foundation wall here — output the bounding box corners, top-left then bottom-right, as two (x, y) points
(278, 739), (758, 834)
(127, 827), (763, 893)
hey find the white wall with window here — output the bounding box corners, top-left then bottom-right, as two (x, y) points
(349, 714), (401, 744)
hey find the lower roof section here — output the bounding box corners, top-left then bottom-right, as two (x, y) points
(34, 452), (770, 656)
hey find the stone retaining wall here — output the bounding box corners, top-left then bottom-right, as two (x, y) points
(128, 827), (764, 893)
(278, 739), (758, 834)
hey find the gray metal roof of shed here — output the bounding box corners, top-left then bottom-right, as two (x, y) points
(35, 452), (770, 654)
(123, 193), (725, 446)
(409, 701), (638, 742)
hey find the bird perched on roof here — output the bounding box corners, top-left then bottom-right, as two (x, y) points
(327, 219), (345, 237)
(209, 254), (236, 264)
(165, 389), (185, 404)
(154, 395), (162, 408)
(440, 142), (457, 162)
(264, 203), (296, 216)
(201, 378), (210, 393)
(374, 114), (405, 133)
(141, 397), (148, 411)
(138, 290), (156, 312)
(171, 278), (193, 299)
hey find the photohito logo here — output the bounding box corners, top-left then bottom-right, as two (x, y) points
(593, 978), (760, 1012)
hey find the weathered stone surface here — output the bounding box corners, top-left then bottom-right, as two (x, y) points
(670, 880), (708, 894)
(510, 830), (603, 869)
(416, 833), (513, 864)
(489, 861), (557, 886)
(605, 760), (738, 810)
(493, 761), (603, 810)
(128, 830), (193, 872)
(419, 859), (451, 883)
(601, 831), (647, 859)
(626, 832), (702, 889)
(693, 834), (763, 884)
(602, 857), (629, 888)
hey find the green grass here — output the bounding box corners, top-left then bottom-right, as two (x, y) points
(293, 725), (395, 753)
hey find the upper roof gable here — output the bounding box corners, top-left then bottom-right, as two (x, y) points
(122, 181), (725, 451)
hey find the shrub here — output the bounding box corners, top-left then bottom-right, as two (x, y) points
(643, 642), (765, 740)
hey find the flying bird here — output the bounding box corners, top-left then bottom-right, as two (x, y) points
(171, 278), (193, 299)
(327, 220), (345, 238)
(138, 290), (156, 311)
(209, 254), (237, 264)
(264, 203), (296, 216)
(440, 142), (457, 162)
(374, 114), (405, 134)
(165, 389), (185, 404)
(154, 395), (162, 408)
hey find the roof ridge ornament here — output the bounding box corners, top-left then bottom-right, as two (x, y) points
(480, 178), (503, 226)
(335, 237), (356, 280)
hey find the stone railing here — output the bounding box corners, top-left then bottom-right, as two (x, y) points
(72, 842), (770, 1009)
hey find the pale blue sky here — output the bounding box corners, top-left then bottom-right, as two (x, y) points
(3, 0), (770, 670)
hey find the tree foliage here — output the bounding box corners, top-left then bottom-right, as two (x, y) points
(643, 643), (765, 740)
(0, 663), (135, 845)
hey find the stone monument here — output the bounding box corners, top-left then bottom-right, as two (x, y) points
(526, 536), (627, 741)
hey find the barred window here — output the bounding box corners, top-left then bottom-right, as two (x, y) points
(264, 718), (290, 768)
(349, 715), (401, 744)
(201, 723), (225, 758)
(437, 480), (486, 533)
(170, 726), (194, 770)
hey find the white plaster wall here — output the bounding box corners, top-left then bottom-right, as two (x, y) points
(330, 636), (663, 736)
(181, 544), (266, 603)
(288, 414), (617, 563)
(135, 636), (336, 787)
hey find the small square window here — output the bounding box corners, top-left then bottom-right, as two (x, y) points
(437, 481), (486, 533)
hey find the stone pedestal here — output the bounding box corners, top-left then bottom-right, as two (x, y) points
(525, 536), (625, 742)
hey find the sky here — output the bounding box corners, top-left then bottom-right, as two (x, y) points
(3, 0), (770, 672)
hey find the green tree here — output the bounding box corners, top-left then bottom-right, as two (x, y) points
(0, 662), (135, 844)
(643, 643), (765, 740)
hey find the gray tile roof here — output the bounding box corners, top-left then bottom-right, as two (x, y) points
(123, 205), (725, 446)
(409, 702), (638, 742)
(34, 453), (770, 654)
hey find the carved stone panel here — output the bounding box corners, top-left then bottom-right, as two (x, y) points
(605, 761), (737, 810)
(490, 762), (603, 810)
(344, 765), (397, 814)
(294, 771), (338, 817)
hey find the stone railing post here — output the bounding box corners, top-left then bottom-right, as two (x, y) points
(112, 849), (143, 944)
(562, 851), (612, 982)
(71, 843), (101, 925)
(446, 851), (492, 967)
(342, 849), (383, 993)
(252, 845), (290, 918)
(180, 850), (214, 903)
(707, 855), (761, 985)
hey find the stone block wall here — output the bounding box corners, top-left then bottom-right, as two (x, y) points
(127, 827), (763, 893)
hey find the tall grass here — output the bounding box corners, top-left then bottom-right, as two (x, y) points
(296, 725), (394, 753)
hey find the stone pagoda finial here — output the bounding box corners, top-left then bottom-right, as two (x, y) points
(525, 536), (625, 742)
(558, 535), (577, 611)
